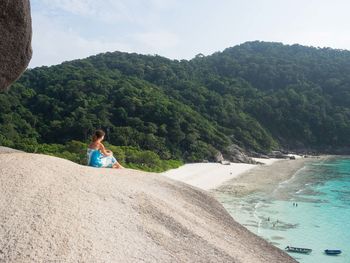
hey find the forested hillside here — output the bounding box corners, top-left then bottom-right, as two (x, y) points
(1, 41), (350, 166)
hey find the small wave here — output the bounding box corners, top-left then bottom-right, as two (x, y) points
(253, 201), (263, 233)
(272, 165), (309, 196)
(310, 163), (337, 167)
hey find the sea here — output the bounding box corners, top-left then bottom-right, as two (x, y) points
(215, 157), (350, 263)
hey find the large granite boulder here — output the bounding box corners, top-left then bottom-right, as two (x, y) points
(0, 0), (32, 91)
(214, 151), (225, 163)
(223, 144), (257, 164)
(0, 146), (23, 154)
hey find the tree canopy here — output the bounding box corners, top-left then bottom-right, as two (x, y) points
(1, 41), (350, 168)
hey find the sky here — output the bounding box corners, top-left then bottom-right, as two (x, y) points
(30, 0), (350, 68)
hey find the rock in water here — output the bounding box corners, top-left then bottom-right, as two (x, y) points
(0, 0), (32, 91)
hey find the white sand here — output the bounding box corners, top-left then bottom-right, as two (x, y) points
(0, 152), (296, 262)
(162, 158), (279, 191)
(214, 157), (312, 197)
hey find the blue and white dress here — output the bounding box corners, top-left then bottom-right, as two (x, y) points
(87, 148), (117, 168)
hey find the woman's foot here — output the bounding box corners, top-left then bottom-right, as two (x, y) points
(113, 163), (124, 169)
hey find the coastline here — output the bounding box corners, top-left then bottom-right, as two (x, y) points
(212, 157), (317, 197)
(162, 158), (280, 191)
(162, 162), (254, 190)
(211, 155), (349, 263)
(162, 155), (335, 199)
(162, 156), (309, 191)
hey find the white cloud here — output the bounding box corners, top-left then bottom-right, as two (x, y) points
(40, 0), (94, 16)
(30, 13), (132, 67)
(36, 0), (177, 24)
(277, 30), (350, 51)
(148, 0), (177, 10)
(30, 0), (350, 67)
(38, 0), (136, 23)
(29, 11), (182, 67)
(30, 0), (184, 67)
(133, 31), (180, 50)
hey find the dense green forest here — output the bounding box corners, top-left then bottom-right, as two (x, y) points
(1, 41), (350, 169)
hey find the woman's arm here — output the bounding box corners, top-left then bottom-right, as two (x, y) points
(99, 143), (112, 156)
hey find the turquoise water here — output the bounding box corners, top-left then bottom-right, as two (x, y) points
(215, 157), (350, 263)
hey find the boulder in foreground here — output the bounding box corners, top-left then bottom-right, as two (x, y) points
(0, 0), (32, 91)
(0, 152), (296, 262)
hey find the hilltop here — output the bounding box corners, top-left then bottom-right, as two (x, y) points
(1, 41), (350, 164)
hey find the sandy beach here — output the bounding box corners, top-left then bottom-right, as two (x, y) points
(213, 157), (314, 197)
(162, 155), (318, 198)
(163, 162), (255, 190)
(162, 158), (280, 191)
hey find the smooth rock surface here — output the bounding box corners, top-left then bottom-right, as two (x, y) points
(0, 146), (23, 154)
(224, 144), (257, 164)
(0, 0), (32, 91)
(0, 152), (296, 262)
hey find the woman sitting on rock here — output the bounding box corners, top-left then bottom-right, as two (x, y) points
(87, 129), (124, 169)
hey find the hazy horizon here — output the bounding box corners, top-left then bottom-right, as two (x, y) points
(30, 0), (350, 68)
(28, 40), (350, 69)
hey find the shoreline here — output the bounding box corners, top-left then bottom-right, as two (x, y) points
(162, 158), (284, 191)
(162, 155), (330, 194)
(212, 156), (331, 197)
(211, 155), (349, 263)
(162, 163), (253, 190)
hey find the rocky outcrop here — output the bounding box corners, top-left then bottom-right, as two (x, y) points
(223, 144), (258, 164)
(248, 151), (270, 159)
(0, 0), (32, 91)
(268, 150), (290, 159)
(214, 151), (225, 162)
(0, 152), (296, 262)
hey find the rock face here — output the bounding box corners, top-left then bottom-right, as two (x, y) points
(268, 150), (290, 159)
(224, 144), (258, 164)
(214, 151), (225, 162)
(0, 0), (32, 91)
(0, 152), (296, 263)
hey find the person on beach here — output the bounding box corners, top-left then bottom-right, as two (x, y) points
(87, 129), (124, 169)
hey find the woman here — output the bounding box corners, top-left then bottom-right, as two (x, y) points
(87, 129), (124, 169)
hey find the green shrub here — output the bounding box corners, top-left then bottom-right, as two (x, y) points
(3, 139), (182, 172)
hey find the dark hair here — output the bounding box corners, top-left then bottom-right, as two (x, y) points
(92, 129), (105, 142)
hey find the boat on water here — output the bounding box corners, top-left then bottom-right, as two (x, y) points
(325, 249), (342, 255)
(285, 246), (312, 254)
